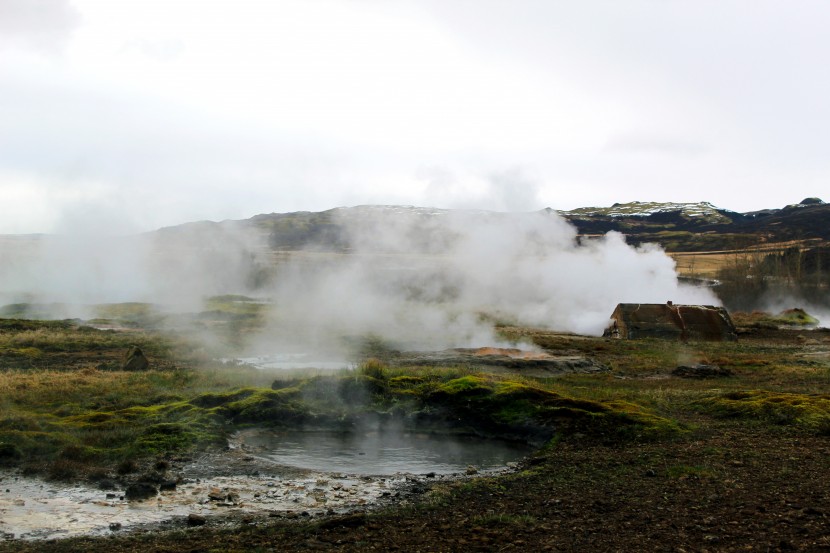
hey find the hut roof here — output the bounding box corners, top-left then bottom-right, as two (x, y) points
(605, 302), (737, 341)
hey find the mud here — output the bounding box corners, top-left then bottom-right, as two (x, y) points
(0, 470), (410, 541)
(0, 430), (527, 541)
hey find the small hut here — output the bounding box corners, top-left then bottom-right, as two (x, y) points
(604, 301), (737, 341)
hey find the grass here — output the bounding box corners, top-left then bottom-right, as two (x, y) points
(0, 319), (177, 358)
(697, 390), (830, 434)
(0, 328), (682, 477)
(1, 315), (828, 484)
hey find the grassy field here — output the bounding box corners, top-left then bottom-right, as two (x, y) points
(0, 318), (829, 551)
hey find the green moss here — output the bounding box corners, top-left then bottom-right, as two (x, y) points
(132, 423), (200, 454)
(436, 375), (490, 395)
(388, 375), (425, 386)
(62, 411), (126, 427)
(733, 309), (821, 329)
(218, 388), (308, 423)
(190, 388), (258, 409)
(422, 373), (678, 440)
(698, 390), (830, 433)
(774, 308), (820, 326)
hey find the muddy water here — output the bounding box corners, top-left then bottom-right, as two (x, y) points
(240, 429), (533, 475)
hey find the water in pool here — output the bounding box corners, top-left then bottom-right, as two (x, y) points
(239, 429), (533, 475)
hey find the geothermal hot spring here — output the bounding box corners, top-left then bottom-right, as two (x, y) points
(0, 349), (534, 542)
(238, 428), (533, 476)
(0, 429), (531, 541)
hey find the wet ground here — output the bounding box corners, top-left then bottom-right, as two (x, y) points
(0, 469), (406, 541)
(0, 430), (528, 541)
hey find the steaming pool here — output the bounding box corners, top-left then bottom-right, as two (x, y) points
(238, 429), (533, 475)
(231, 353), (352, 370)
(0, 430), (532, 541)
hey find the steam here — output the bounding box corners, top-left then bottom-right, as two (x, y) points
(0, 206), (720, 353)
(0, 222), (267, 314)
(257, 207), (718, 354)
(759, 291), (830, 329)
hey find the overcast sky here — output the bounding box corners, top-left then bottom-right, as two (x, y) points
(1, 0), (828, 234)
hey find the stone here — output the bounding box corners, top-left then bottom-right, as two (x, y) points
(122, 346), (149, 371)
(124, 482), (158, 501)
(98, 479), (117, 490)
(159, 480), (177, 491)
(187, 513), (207, 526)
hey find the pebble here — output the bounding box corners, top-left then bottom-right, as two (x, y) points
(187, 513), (207, 526)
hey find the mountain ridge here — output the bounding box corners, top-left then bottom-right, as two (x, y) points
(227, 198), (828, 254)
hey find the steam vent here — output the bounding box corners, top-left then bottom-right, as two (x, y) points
(604, 302), (737, 341)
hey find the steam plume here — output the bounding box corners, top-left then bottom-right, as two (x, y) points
(0, 206), (719, 353)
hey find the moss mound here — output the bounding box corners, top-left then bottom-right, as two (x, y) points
(698, 390), (830, 433)
(422, 374), (679, 440)
(732, 308), (820, 329)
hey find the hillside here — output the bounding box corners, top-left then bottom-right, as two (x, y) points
(2, 198), (826, 313)
(158, 197), (828, 255)
(556, 198), (830, 252)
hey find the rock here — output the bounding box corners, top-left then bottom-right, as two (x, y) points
(466, 465), (478, 475)
(122, 346), (149, 371)
(98, 479), (117, 490)
(187, 513), (207, 526)
(672, 364), (733, 378)
(109, 522), (122, 531)
(124, 482), (158, 501)
(159, 480), (177, 491)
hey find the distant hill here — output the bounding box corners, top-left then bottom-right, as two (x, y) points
(556, 198), (830, 252)
(2, 198), (826, 312)
(157, 198), (828, 255)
